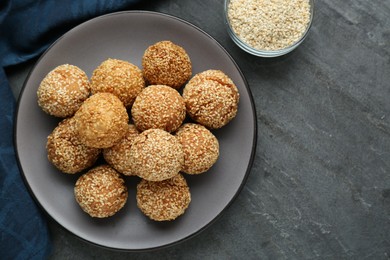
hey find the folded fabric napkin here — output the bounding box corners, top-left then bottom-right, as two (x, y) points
(0, 1), (140, 258)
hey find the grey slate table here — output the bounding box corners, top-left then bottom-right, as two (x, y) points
(6, 0), (390, 259)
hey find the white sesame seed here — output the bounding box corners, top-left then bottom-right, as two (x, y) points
(228, 0), (311, 50)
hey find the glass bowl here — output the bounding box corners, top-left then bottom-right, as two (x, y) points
(224, 0), (314, 57)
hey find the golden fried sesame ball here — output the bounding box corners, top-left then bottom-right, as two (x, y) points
(91, 58), (145, 107)
(136, 174), (191, 221)
(74, 165), (128, 218)
(74, 92), (129, 149)
(103, 124), (139, 176)
(37, 64), (91, 117)
(183, 70), (240, 129)
(142, 41), (192, 89)
(46, 118), (100, 174)
(131, 85), (186, 132)
(129, 129), (184, 181)
(175, 123), (219, 174)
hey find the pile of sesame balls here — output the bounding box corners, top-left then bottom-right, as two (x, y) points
(37, 41), (239, 221)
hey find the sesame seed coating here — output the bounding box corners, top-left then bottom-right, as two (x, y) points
(91, 58), (145, 107)
(103, 124), (139, 176)
(175, 123), (219, 174)
(183, 70), (240, 129)
(74, 92), (129, 148)
(129, 129), (184, 182)
(37, 64), (91, 118)
(74, 165), (128, 218)
(142, 41), (192, 89)
(136, 174), (191, 221)
(131, 85), (186, 133)
(46, 117), (100, 174)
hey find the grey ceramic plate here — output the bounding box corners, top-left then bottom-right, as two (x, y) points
(15, 11), (257, 251)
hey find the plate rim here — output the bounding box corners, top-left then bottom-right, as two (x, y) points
(13, 10), (258, 252)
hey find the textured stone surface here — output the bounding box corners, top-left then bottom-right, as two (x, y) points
(7, 0), (390, 258)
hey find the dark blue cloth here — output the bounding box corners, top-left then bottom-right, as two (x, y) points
(0, 1), (140, 258)
(0, 68), (51, 259)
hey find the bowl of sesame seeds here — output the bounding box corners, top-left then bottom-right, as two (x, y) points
(225, 0), (314, 57)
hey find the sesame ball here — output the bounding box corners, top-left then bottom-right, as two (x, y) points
(175, 123), (219, 174)
(131, 85), (186, 132)
(37, 64), (91, 117)
(46, 118), (100, 174)
(142, 41), (192, 89)
(91, 58), (145, 107)
(136, 174), (191, 221)
(103, 124), (139, 176)
(183, 70), (240, 129)
(74, 165), (128, 218)
(74, 92), (129, 148)
(129, 129), (184, 181)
